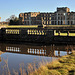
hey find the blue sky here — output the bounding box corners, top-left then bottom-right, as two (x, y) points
(0, 0), (75, 21)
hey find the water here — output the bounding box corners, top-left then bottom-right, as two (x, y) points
(0, 43), (74, 75)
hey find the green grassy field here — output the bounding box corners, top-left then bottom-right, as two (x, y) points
(46, 25), (75, 27)
(0, 25), (75, 29)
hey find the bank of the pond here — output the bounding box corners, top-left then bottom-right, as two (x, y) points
(31, 51), (75, 75)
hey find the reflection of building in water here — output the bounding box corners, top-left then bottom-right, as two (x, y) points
(4, 45), (55, 57)
(27, 48), (46, 55)
(6, 47), (21, 52)
(0, 43), (74, 57)
(54, 45), (74, 56)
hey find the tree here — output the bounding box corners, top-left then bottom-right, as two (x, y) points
(9, 17), (20, 25)
(6, 15), (20, 25)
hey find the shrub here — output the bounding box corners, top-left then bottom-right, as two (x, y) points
(47, 61), (63, 69)
(48, 70), (61, 75)
(58, 69), (68, 75)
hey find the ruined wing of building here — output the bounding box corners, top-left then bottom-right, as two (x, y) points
(19, 7), (75, 25)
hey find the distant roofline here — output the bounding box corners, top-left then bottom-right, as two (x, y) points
(57, 7), (69, 8)
(19, 7), (75, 14)
(20, 12), (55, 14)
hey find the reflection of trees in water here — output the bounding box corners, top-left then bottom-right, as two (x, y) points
(0, 51), (5, 62)
(0, 51), (4, 55)
(0, 57), (1, 62)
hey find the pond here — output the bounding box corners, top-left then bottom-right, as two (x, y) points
(0, 43), (74, 75)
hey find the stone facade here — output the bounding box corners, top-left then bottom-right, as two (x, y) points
(19, 12), (41, 25)
(19, 7), (75, 25)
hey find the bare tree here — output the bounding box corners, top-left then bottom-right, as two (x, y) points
(6, 15), (20, 25)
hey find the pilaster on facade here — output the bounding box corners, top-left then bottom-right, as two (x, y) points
(56, 13), (58, 25)
(73, 14), (74, 24)
(29, 17), (31, 25)
(65, 13), (67, 25)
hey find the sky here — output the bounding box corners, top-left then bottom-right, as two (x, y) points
(0, 0), (75, 21)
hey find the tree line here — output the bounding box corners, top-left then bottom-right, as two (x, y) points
(6, 15), (22, 25)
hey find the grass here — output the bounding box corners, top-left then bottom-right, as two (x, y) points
(0, 25), (38, 28)
(0, 24), (75, 29)
(31, 51), (75, 75)
(46, 25), (75, 28)
(6, 25), (38, 28)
